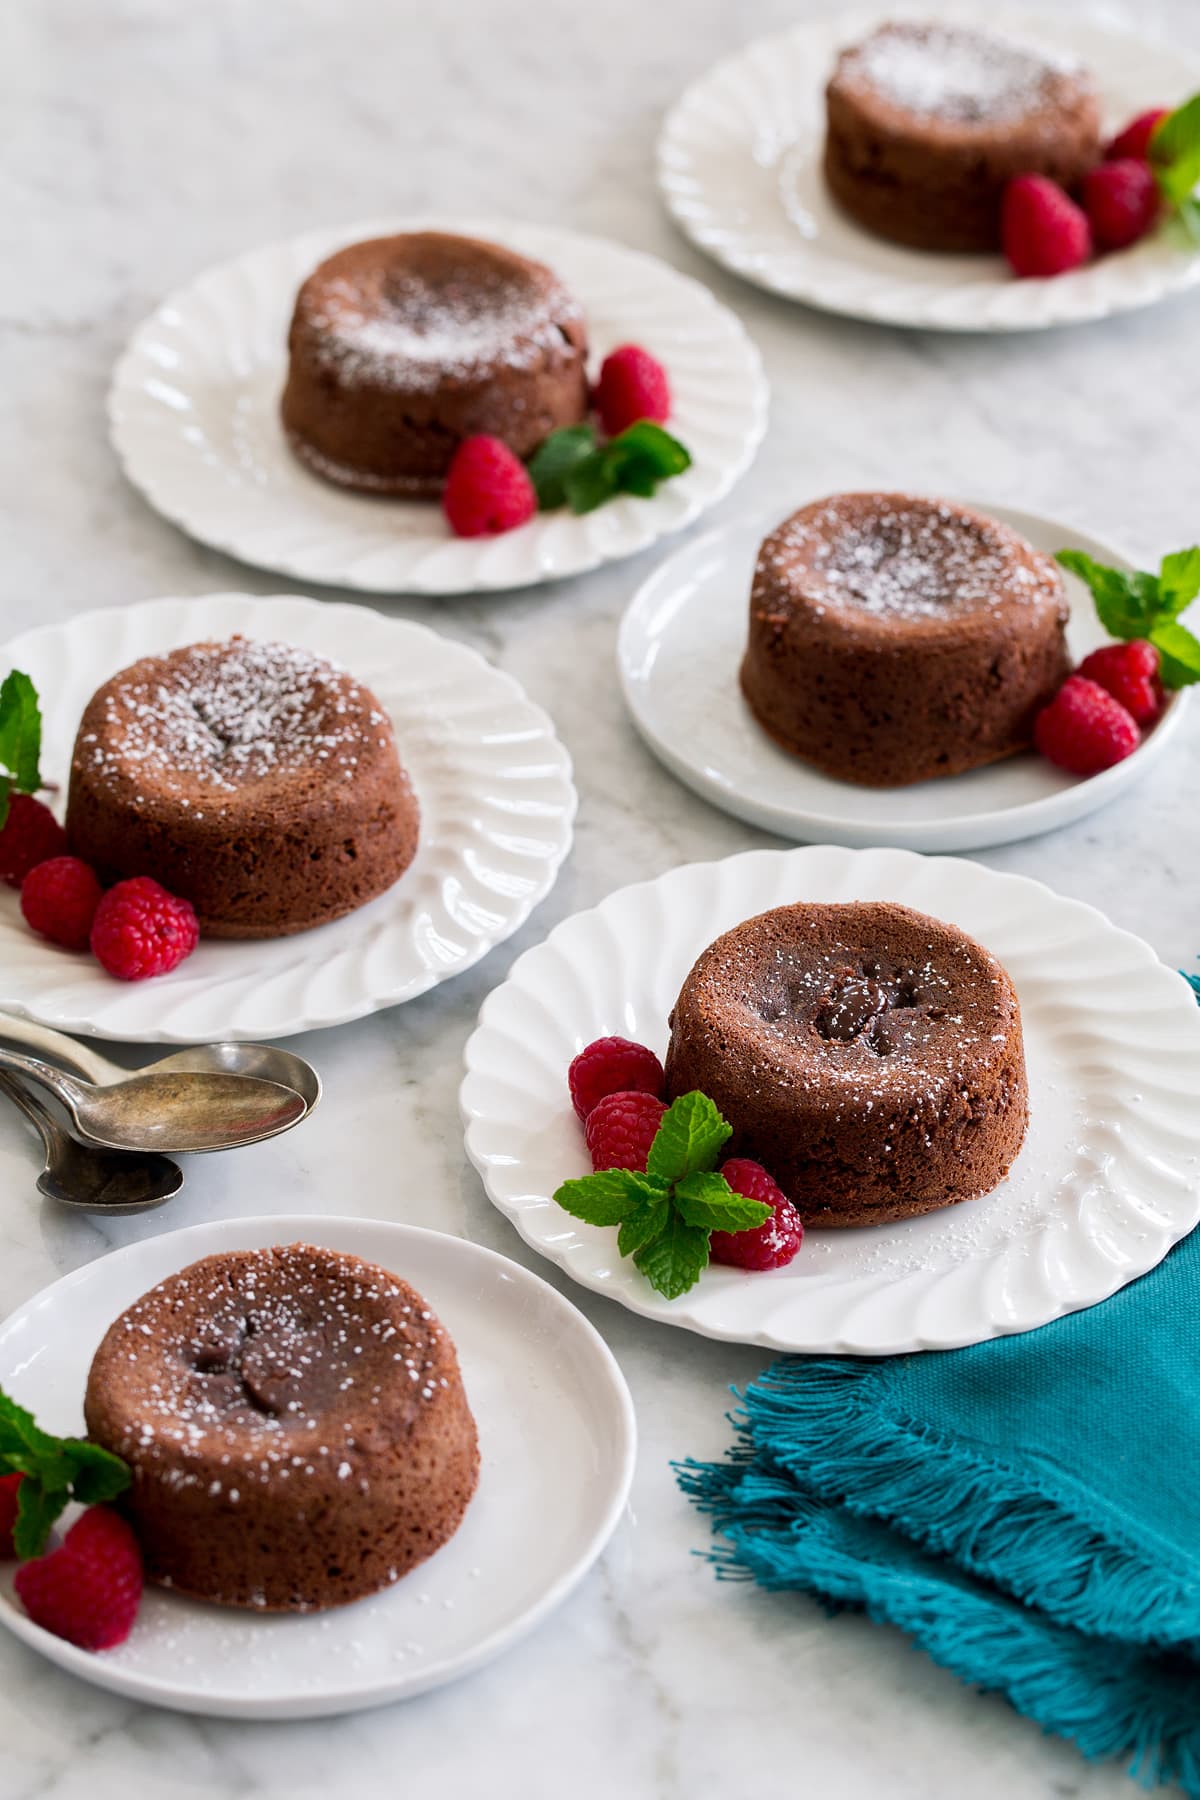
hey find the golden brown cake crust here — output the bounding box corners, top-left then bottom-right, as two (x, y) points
(84, 1245), (480, 1613)
(824, 21), (1101, 253)
(739, 493), (1071, 788)
(65, 637), (419, 938)
(280, 231), (589, 494)
(664, 901), (1028, 1229)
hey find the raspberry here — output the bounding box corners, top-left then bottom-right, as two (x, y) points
(14, 1505), (142, 1652)
(0, 794), (68, 888)
(1083, 159), (1160, 251)
(442, 435), (536, 538)
(1106, 107), (1170, 162)
(592, 345), (671, 437)
(0, 1472), (24, 1559)
(710, 1158), (804, 1272)
(20, 855), (104, 951)
(1034, 675), (1140, 776)
(1002, 175), (1092, 278)
(568, 1036), (665, 1121)
(90, 876), (199, 980)
(584, 1090), (667, 1173)
(1076, 640), (1163, 726)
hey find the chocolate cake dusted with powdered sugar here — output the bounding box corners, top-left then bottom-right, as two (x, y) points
(664, 901), (1028, 1228)
(824, 20), (1100, 252)
(66, 637), (419, 937)
(84, 1244), (480, 1612)
(280, 231), (589, 495)
(739, 492), (1070, 787)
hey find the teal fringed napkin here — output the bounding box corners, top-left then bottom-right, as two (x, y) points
(679, 1205), (1200, 1792)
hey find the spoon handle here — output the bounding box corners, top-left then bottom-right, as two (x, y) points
(0, 1013), (116, 1085)
(0, 1046), (86, 1110)
(0, 1068), (57, 1150)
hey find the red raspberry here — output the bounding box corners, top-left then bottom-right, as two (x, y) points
(14, 1505), (142, 1651)
(1034, 675), (1140, 776)
(710, 1158), (804, 1272)
(568, 1036), (665, 1121)
(1076, 640), (1163, 726)
(1106, 107), (1170, 162)
(90, 876), (199, 980)
(442, 435), (536, 538)
(1002, 175), (1092, 278)
(1083, 159), (1160, 251)
(0, 1472), (24, 1559)
(0, 794), (68, 888)
(592, 345), (671, 437)
(584, 1090), (667, 1173)
(20, 855), (104, 951)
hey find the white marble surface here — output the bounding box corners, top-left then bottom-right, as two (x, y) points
(3, 0), (1199, 1794)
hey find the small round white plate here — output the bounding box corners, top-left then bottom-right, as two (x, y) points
(0, 1215), (635, 1719)
(461, 845), (1200, 1354)
(617, 500), (1189, 853)
(109, 217), (768, 594)
(658, 9), (1200, 333)
(0, 593), (575, 1042)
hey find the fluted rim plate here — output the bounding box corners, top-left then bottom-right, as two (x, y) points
(0, 594), (576, 1042)
(658, 9), (1200, 332)
(108, 217), (768, 593)
(461, 846), (1200, 1353)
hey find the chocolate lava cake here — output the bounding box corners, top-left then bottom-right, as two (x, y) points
(664, 901), (1028, 1228)
(66, 637), (419, 938)
(84, 1244), (480, 1612)
(281, 231), (589, 494)
(740, 493), (1070, 787)
(824, 21), (1101, 253)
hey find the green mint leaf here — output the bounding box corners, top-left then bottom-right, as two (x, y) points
(606, 421), (692, 483)
(646, 1090), (732, 1183)
(561, 421), (692, 514)
(1152, 93), (1200, 206)
(13, 1480), (66, 1562)
(1159, 547), (1200, 617)
(0, 1386), (132, 1559)
(1177, 196), (1200, 244)
(617, 1196), (671, 1258)
(563, 451), (621, 515)
(64, 1441), (132, 1506)
(0, 671), (42, 796)
(1055, 550), (1159, 640)
(527, 424), (598, 511)
(675, 1170), (772, 1233)
(633, 1215), (711, 1300)
(0, 1388), (58, 1465)
(1149, 619), (1200, 688)
(553, 1168), (667, 1227)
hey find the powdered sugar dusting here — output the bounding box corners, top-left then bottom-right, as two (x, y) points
(840, 21), (1080, 125)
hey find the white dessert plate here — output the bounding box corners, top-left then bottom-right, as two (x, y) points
(0, 593), (575, 1042)
(0, 1214), (636, 1719)
(617, 499), (1190, 853)
(658, 9), (1200, 333)
(108, 217), (768, 594)
(461, 844), (1200, 1354)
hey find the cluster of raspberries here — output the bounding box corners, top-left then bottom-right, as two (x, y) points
(1003, 107), (1170, 278)
(567, 1035), (804, 1271)
(1, 794), (198, 980)
(1034, 640), (1163, 777)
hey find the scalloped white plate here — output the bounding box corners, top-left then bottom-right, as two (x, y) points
(108, 217), (768, 594)
(0, 594), (575, 1042)
(0, 1215), (636, 1718)
(461, 846), (1200, 1354)
(658, 9), (1200, 332)
(617, 500), (1190, 852)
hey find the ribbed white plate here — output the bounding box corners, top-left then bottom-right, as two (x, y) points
(0, 594), (575, 1042)
(0, 1216), (636, 1718)
(658, 9), (1200, 332)
(461, 846), (1200, 1354)
(108, 217), (768, 594)
(617, 500), (1190, 852)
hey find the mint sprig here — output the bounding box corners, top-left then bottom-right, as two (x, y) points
(528, 421), (692, 516)
(1151, 94), (1200, 209)
(0, 1386), (130, 1560)
(553, 1091), (770, 1300)
(1056, 545), (1200, 688)
(0, 671), (43, 831)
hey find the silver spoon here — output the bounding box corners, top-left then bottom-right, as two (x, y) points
(0, 1070), (183, 1212)
(0, 1013), (321, 1116)
(0, 1044), (307, 1154)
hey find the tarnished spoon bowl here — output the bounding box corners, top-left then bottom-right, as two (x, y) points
(0, 1070), (183, 1213)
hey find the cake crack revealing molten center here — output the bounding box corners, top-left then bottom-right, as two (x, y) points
(764, 958), (951, 1058)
